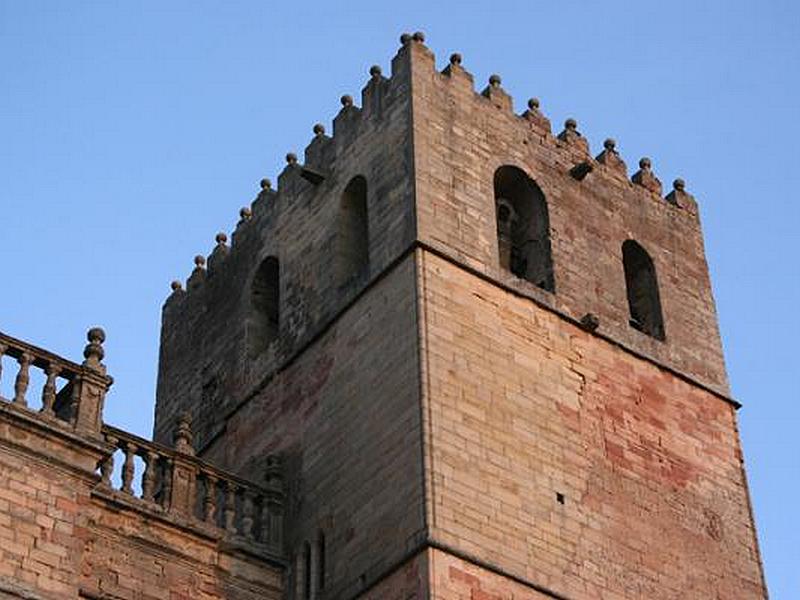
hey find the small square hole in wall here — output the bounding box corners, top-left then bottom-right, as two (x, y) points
(556, 492), (565, 505)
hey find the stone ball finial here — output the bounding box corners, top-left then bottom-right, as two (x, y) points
(673, 178), (686, 191)
(260, 178), (271, 190)
(489, 74), (502, 88)
(400, 33), (412, 45)
(341, 94), (353, 107)
(565, 118), (578, 130)
(194, 255), (206, 268)
(83, 327), (106, 366)
(313, 123), (325, 136)
(449, 53), (462, 66)
(604, 138), (616, 150)
(369, 65), (382, 78)
(632, 157), (662, 194)
(580, 313), (600, 332)
(87, 327), (106, 345)
(215, 232), (228, 245)
(286, 152), (298, 165)
(170, 280), (182, 292)
(528, 98), (540, 110)
(240, 206), (252, 221)
(412, 31), (425, 43)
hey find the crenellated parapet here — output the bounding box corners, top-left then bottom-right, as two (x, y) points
(162, 29), (704, 347)
(401, 33), (729, 396)
(154, 35), (428, 451)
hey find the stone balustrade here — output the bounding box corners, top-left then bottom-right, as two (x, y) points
(99, 422), (285, 551)
(0, 328), (112, 433)
(0, 327), (285, 557)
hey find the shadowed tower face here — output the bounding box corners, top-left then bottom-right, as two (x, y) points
(249, 255), (280, 358)
(154, 33), (766, 600)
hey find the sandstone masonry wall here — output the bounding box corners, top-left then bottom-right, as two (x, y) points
(146, 33), (765, 599)
(419, 250), (765, 599)
(81, 495), (283, 600)
(203, 255), (426, 599)
(428, 548), (553, 600)
(155, 45), (418, 453)
(407, 41), (729, 397)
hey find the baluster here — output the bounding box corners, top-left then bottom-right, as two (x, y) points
(161, 459), (173, 507)
(203, 474), (218, 524)
(141, 450), (158, 502)
(224, 481), (237, 532)
(100, 436), (116, 486)
(121, 442), (136, 495)
(40, 363), (60, 417)
(260, 496), (270, 544)
(261, 496), (274, 544)
(68, 375), (81, 426)
(265, 455), (284, 547)
(13, 353), (32, 407)
(241, 490), (254, 539)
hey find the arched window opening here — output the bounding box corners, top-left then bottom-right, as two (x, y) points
(249, 256), (280, 357)
(622, 240), (665, 340)
(336, 176), (369, 287)
(494, 166), (555, 292)
(317, 531), (326, 591)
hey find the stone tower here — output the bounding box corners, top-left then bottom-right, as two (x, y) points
(154, 33), (767, 599)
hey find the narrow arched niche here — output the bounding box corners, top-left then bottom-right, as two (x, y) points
(622, 240), (665, 340)
(317, 530), (326, 590)
(248, 256), (280, 357)
(494, 166), (555, 292)
(302, 541), (311, 600)
(336, 175), (369, 287)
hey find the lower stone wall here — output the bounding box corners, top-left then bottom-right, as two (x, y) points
(0, 412), (94, 598)
(419, 250), (766, 600)
(80, 496), (283, 600)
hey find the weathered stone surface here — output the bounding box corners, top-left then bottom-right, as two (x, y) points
(419, 250), (764, 599)
(0, 33), (766, 600)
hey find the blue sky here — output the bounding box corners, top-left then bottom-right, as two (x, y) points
(1, 1), (797, 596)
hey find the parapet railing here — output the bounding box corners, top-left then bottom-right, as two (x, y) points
(0, 328), (112, 433)
(0, 327), (285, 558)
(98, 421), (285, 553)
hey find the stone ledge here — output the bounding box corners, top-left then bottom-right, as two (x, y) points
(0, 401), (109, 479)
